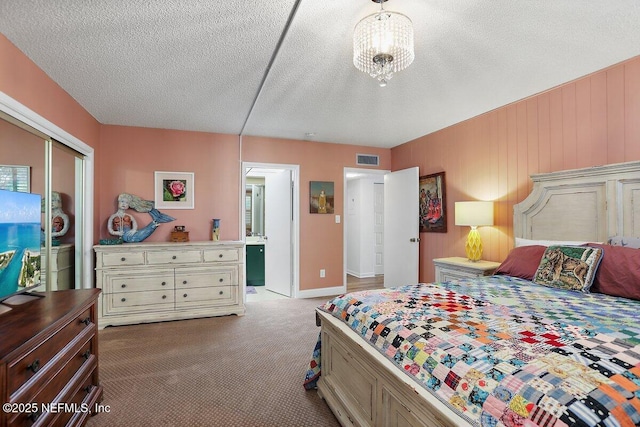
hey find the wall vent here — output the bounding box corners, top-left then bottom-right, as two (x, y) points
(356, 154), (380, 166)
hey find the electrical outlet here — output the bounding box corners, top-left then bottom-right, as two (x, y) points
(320, 269), (326, 278)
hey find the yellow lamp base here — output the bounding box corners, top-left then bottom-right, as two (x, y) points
(465, 227), (483, 262)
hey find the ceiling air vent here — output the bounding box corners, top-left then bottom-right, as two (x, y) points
(356, 154), (379, 166)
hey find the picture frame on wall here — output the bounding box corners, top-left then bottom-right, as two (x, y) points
(419, 171), (446, 232)
(309, 181), (334, 214)
(154, 171), (195, 209)
(0, 165), (30, 192)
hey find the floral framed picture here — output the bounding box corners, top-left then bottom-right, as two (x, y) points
(419, 171), (446, 233)
(154, 171), (194, 209)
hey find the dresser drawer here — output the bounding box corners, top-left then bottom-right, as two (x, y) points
(7, 308), (93, 397)
(101, 251), (145, 267)
(176, 286), (235, 307)
(102, 270), (174, 293)
(147, 250), (202, 265)
(106, 290), (174, 313)
(203, 248), (239, 263)
(175, 269), (233, 289)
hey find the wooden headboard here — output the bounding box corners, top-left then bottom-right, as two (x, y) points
(513, 161), (640, 242)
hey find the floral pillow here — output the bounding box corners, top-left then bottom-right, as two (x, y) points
(533, 245), (603, 292)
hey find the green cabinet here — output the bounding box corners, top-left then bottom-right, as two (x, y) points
(246, 244), (265, 286)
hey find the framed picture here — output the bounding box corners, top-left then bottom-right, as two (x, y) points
(154, 171), (195, 209)
(310, 181), (334, 214)
(0, 165), (30, 192)
(419, 172), (446, 232)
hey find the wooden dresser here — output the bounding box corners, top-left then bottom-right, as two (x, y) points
(0, 289), (102, 427)
(94, 241), (245, 329)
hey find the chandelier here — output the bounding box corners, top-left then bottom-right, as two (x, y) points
(353, 0), (414, 87)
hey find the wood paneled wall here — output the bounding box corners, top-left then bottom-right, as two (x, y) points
(392, 56), (640, 283)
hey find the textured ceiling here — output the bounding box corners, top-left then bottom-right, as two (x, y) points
(1, 1), (639, 148)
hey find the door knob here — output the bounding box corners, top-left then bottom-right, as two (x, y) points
(409, 237), (421, 242)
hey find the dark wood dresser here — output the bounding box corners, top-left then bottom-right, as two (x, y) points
(0, 289), (102, 427)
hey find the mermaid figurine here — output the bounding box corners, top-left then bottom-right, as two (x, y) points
(108, 193), (175, 242)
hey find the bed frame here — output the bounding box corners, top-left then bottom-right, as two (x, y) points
(315, 161), (640, 427)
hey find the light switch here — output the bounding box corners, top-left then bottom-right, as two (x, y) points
(335, 215), (341, 224)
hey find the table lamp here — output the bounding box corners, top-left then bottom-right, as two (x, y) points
(455, 201), (494, 261)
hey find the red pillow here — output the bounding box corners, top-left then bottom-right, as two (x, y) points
(494, 245), (547, 281)
(587, 243), (640, 301)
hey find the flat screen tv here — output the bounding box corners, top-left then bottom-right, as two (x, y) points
(0, 189), (42, 302)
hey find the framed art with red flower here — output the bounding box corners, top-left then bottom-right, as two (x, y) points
(154, 171), (194, 209)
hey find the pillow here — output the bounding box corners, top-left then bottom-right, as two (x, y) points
(515, 238), (595, 248)
(607, 236), (640, 249)
(494, 245), (547, 280)
(532, 245), (603, 292)
(587, 243), (640, 301)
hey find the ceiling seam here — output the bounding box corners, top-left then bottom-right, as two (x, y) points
(239, 0), (303, 137)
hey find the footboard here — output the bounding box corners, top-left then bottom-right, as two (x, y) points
(316, 310), (470, 427)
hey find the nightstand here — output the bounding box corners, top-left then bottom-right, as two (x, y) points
(433, 257), (501, 282)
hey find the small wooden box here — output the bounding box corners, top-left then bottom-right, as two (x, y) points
(170, 231), (190, 242)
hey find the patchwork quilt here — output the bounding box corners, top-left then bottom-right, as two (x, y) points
(304, 275), (640, 427)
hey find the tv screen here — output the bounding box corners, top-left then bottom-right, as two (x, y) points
(0, 189), (42, 301)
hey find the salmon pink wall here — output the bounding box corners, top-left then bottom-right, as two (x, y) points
(0, 34), (102, 241)
(98, 125), (240, 243)
(392, 56), (640, 283)
(242, 136), (391, 291)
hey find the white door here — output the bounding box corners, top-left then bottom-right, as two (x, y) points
(373, 183), (384, 275)
(264, 170), (292, 296)
(383, 167), (419, 287)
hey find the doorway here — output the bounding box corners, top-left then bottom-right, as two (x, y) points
(343, 168), (389, 292)
(242, 162), (300, 302)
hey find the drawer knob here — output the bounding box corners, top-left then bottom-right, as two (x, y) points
(183, 280), (187, 285)
(121, 297), (126, 302)
(162, 295), (167, 299)
(27, 359), (40, 373)
(219, 278), (223, 283)
(172, 255), (177, 260)
(121, 283), (127, 288)
(121, 257), (126, 261)
(81, 349), (91, 360)
(84, 385), (93, 394)
(80, 316), (91, 326)
(218, 254), (223, 258)
(183, 293), (188, 298)
(219, 290), (224, 295)
(161, 281), (167, 286)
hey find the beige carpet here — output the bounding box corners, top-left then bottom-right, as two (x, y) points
(86, 297), (340, 427)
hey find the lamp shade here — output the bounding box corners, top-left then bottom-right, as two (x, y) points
(455, 201), (494, 227)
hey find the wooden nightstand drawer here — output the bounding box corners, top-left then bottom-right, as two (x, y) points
(433, 257), (501, 282)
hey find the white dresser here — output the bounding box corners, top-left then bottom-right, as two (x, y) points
(42, 243), (75, 290)
(94, 241), (245, 329)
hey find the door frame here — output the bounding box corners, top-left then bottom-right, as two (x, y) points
(241, 162), (300, 299)
(343, 167), (389, 290)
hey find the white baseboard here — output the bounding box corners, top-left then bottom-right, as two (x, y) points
(346, 269), (375, 279)
(296, 285), (345, 299)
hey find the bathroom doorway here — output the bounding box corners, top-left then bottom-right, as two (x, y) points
(242, 162), (299, 301)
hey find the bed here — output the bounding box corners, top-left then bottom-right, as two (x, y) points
(304, 161), (640, 427)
